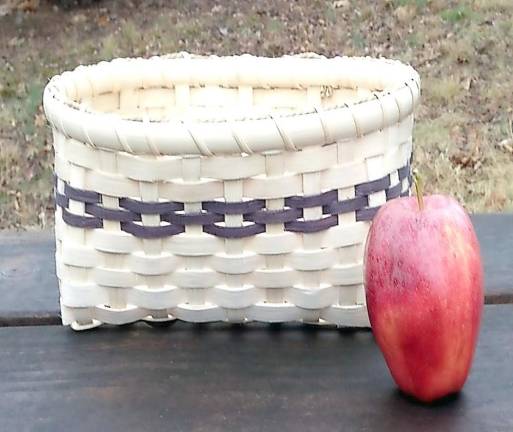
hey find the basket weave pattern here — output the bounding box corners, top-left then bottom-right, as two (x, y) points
(44, 54), (420, 330)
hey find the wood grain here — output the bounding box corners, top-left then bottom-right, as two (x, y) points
(0, 305), (511, 432)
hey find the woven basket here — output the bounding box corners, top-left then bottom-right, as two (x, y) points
(43, 53), (420, 330)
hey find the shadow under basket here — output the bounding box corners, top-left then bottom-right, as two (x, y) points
(43, 53), (420, 330)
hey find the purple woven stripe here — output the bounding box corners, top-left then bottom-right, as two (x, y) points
(323, 196), (368, 215)
(163, 212), (223, 225)
(64, 183), (101, 204)
(61, 208), (103, 229)
(355, 175), (391, 196)
(203, 223), (265, 239)
(400, 190), (410, 198)
(54, 158), (412, 238)
(121, 222), (185, 239)
(85, 203), (141, 222)
(119, 198), (183, 214)
(385, 182), (403, 200)
(55, 192), (69, 208)
(285, 215), (338, 233)
(203, 199), (265, 215)
(245, 208), (302, 224)
(285, 190), (338, 209)
(398, 163), (410, 181)
(356, 206), (380, 222)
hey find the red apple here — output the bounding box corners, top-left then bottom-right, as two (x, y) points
(365, 193), (483, 403)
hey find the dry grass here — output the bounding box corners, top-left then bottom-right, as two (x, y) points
(425, 76), (463, 104)
(474, 0), (513, 11)
(0, 0), (512, 228)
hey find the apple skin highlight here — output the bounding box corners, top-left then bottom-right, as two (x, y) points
(364, 195), (484, 403)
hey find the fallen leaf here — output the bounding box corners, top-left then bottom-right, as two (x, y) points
(394, 6), (415, 23)
(34, 110), (46, 128)
(497, 139), (513, 154)
(333, 0), (350, 9)
(463, 76), (473, 91)
(97, 15), (110, 27)
(72, 13), (87, 24)
(38, 208), (46, 229)
(17, 0), (39, 12)
(8, 36), (25, 47)
(0, 4), (13, 17)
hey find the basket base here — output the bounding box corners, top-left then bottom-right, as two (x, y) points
(62, 302), (370, 331)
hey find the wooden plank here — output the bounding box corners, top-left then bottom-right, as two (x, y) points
(0, 230), (59, 321)
(0, 214), (512, 322)
(471, 214), (513, 304)
(0, 304), (511, 432)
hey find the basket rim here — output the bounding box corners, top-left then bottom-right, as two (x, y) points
(43, 53), (421, 156)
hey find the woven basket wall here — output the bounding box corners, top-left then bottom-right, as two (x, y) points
(43, 53), (420, 330)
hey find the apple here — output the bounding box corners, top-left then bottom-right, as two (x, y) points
(364, 181), (483, 403)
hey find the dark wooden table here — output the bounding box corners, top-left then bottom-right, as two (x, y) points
(1, 214), (512, 431)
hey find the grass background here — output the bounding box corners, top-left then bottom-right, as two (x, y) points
(0, 0), (512, 229)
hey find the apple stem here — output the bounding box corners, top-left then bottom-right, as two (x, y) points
(413, 170), (425, 211)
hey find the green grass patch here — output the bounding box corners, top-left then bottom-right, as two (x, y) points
(351, 31), (366, 50)
(440, 5), (473, 23)
(393, 0), (427, 8)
